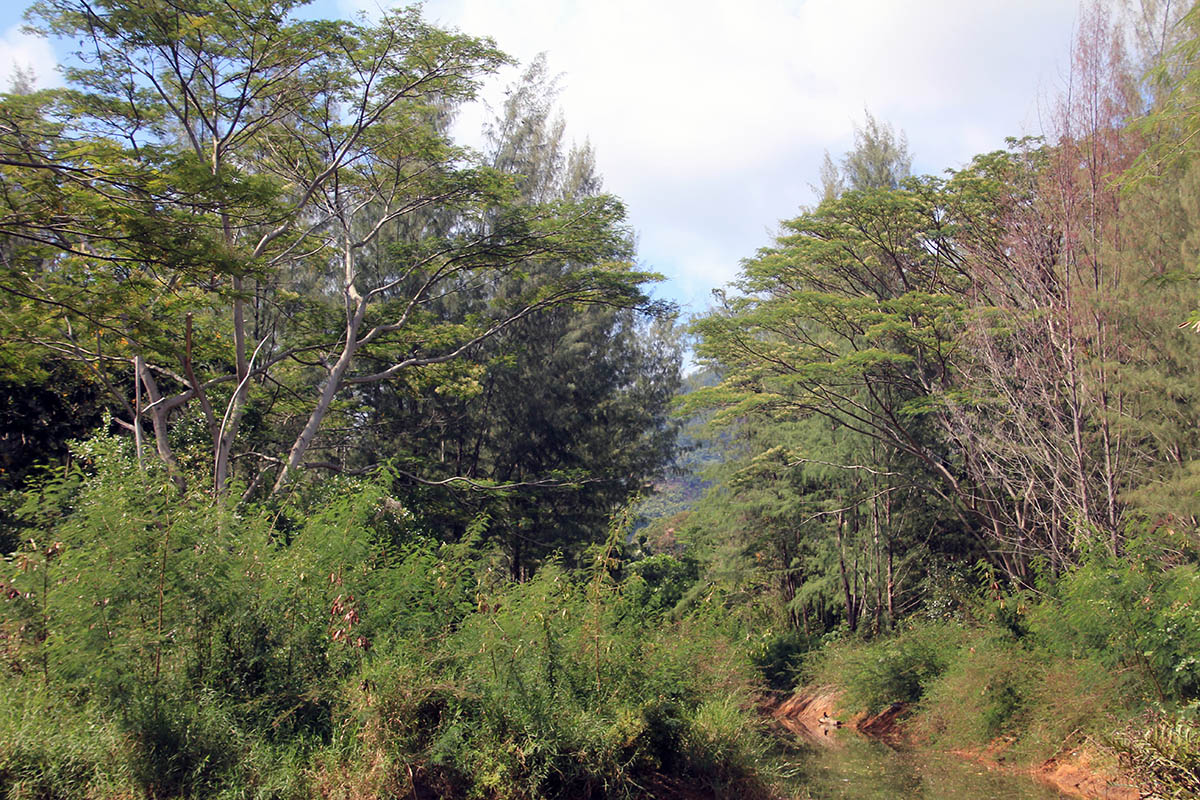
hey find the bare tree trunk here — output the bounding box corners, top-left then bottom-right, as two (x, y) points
(271, 243), (368, 496)
(885, 488), (895, 628)
(137, 359), (186, 490)
(133, 357), (144, 473)
(837, 509), (858, 633)
(872, 478), (883, 636)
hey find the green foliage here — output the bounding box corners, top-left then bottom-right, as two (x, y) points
(322, 58), (683, 579)
(914, 631), (1127, 762)
(808, 622), (962, 714)
(805, 616), (1130, 765)
(11, 0), (1200, 796)
(1110, 710), (1200, 799)
(840, 111), (913, 192)
(916, 634), (1034, 745)
(0, 443), (778, 799)
(620, 552), (701, 617)
(407, 556), (771, 797)
(0, 0), (671, 504)
(751, 629), (817, 693)
(803, 543), (1195, 766)
(0, 688), (138, 800)
(1031, 534), (1200, 703)
(0, 364), (103, 500)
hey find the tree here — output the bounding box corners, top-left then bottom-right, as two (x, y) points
(0, 0), (661, 499)
(690, 175), (969, 501)
(687, 155), (997, 618)
(942, 4), (1161, 565)
(346, 57), (682, 577)
(841, 111), (912, 192)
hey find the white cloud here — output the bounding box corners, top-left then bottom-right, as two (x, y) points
(0, 0), (1088, 309)
(0, 24), (60, 90)
(0, 0), (1091, 310)
(335, 0), (1084, 310)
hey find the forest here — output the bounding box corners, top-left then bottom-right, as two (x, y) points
(1, 0), (1200, 798)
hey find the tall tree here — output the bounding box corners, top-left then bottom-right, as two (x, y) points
(944, 4), (1152, 564)
(0, 1), (660, 498)
(841, 111), (912, 192)
(687, 159), (992, 617)
(349, 56), (682, 577)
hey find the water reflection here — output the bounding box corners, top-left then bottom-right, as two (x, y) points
(781, 730), (1068, 800)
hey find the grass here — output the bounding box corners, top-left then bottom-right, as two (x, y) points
(804, 620), (1143, 769)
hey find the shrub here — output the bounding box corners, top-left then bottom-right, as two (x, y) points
(312, 556), (781, 799)
(809, 622), (965, 714)
(1110, 710), (1200, 799)
(0, 687), (138, 800)
(751, 628), (815, 693)
(1032, 535), (1200, 704)
(682, 693), (772, 791)
(0, 440), (783, 798)
(915, 634), (1036, 747)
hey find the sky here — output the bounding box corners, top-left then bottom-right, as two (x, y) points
(0, 0), (1083, 315)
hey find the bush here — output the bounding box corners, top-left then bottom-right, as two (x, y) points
(0, 440), (784, 799)
(751, 629), (815, 692)
(0, 688), (138, 800)
(399, 561), (775, 798)
(1031, 535), (1200, 704)
(809, 622), (965, 714)
(1110, 709), (1200, 799)
(915, 633), (1036, 748)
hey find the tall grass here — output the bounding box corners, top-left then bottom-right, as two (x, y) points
(0, 437), (780, 799)
(804, 538), (1200, 772)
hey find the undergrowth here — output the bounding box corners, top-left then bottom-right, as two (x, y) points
(1109, 709), (1200, 798)
(804, 540), (1200, 778)
(0, 439), (780, 799)
(7, 434), (1200, 797)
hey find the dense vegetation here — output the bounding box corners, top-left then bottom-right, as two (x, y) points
(667, 3), (1200, 794)
(5, 0), (1200, 797)
(1, 446), (784, 798)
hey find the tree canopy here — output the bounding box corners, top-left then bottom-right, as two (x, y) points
(0, 0), (671, 505)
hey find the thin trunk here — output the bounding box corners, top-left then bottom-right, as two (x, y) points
(872, 481), (882, 636)
(133, 357), (144, 472)
(836, 510), (857, 633)
(886, 539), (895, 627)
(782, 569), (801, 631)
(272, 336), (358, 495)
(885, 488), (894, 629)
(214, 276), (250, 494)
(781, 539), (802, 631)
(271, 242), (367, 496)
(183, 314), (220, 472)
(138, 361), (186, 490)
(510, 537), (522, 582)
